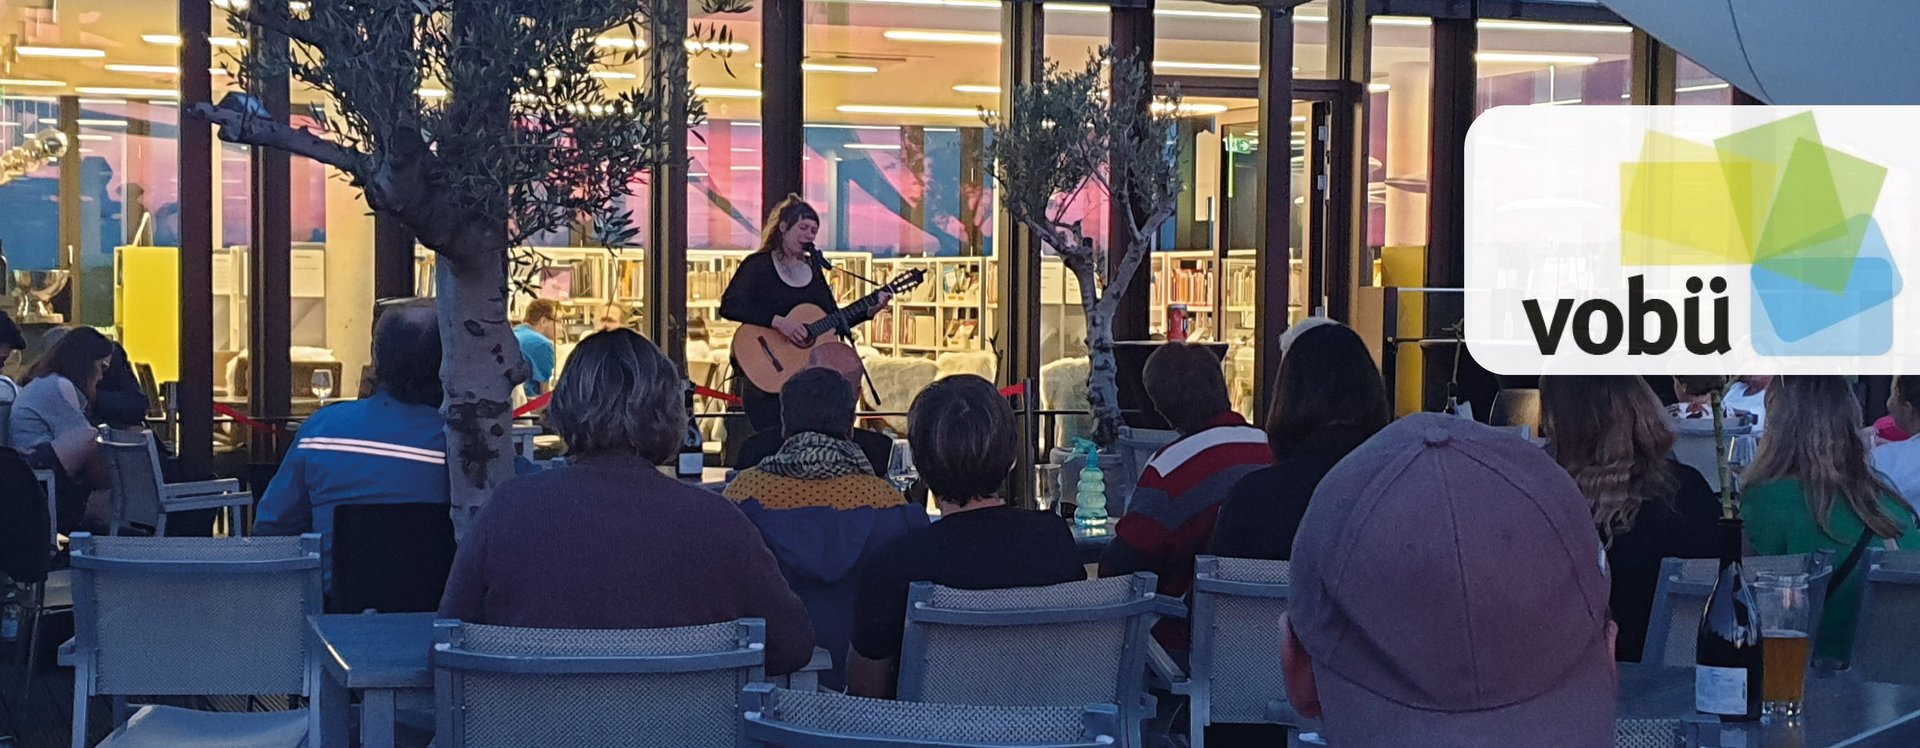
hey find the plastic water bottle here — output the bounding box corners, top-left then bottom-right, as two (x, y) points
(1072, 438), (1108, 528)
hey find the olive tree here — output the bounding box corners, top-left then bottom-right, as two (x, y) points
(981, 48), (1182, 446)
(190, 0), (744, 529)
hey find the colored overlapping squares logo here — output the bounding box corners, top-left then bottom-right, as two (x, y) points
(1620, 112), (1901, 356)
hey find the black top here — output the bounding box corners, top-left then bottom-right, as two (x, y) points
(1607, 458), (1721, 663)
(1207, 423), (1377, 561)
(851, 505), (1084, 660)
(95, 342), (149, 429)
(737, 427), (895, 478)
(719, 252), (867, 328)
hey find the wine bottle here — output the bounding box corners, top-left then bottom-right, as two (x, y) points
(677, 381), (704, 479)
(1696, 518), (1764, 721)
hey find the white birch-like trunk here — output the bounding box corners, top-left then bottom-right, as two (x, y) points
(1067, 259), (1126, 447)
(434, 241), (525, 535)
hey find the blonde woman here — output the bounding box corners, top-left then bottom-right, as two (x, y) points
(1541, 376), (1720, 662)
(1744, 374), (1920, 664)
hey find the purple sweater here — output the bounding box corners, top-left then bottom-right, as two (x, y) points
(439, 454), (816, 675)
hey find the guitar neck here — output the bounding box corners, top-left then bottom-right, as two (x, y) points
(806, 289), (887, 336)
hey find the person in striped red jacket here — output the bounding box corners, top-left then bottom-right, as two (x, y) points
(1098, 343), (1271, 652)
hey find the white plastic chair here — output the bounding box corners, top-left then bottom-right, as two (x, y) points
(97, 427), (254, 536)
(63, 533), (323, 748)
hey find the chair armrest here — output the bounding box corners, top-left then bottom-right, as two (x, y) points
(164, 479), (243, 498)
(57, 638), (76, 667)
(160, 491), (254, 512)
(1146, 640), (1189, 695)
(785, 646), (833, 692)
(1153, 595), (1188, 619)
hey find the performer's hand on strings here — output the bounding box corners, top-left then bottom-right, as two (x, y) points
(773, 316), (809, 345)
(872, 290), (893, 314)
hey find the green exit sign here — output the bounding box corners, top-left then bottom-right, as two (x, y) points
(1224, 136), (1256, 154)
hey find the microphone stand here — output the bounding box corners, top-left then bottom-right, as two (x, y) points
(808, 246), (887, 407)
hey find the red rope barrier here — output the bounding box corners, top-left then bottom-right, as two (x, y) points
(695, 384), (743, 406)
(513, 391), (553, 418)
(999, 382), (1027, 398)
(212, 402), (283, 435)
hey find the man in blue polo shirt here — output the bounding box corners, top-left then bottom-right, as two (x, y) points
(257, 299), (449, 587)
(513, 299), (560, 397)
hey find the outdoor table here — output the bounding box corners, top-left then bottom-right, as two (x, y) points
(1071, 517), (1114, 565)
(309, 611), (833, 748)
(1617, 664), (1920, 746)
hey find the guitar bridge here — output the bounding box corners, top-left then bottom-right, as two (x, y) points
(758, 337), (785, 372)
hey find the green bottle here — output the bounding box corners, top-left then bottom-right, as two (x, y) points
(1072, 438), (1108, 527)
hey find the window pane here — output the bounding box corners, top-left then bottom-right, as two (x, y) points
(1476, 19), (1634, 111)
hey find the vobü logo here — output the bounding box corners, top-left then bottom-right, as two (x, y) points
(1616, 111), (1899, 357)
(1464, 107), (1914, 376)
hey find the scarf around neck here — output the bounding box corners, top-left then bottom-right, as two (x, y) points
(757, 431), (875, 481)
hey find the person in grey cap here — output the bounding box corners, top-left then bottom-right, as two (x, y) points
(1280, 412), (1618, 747)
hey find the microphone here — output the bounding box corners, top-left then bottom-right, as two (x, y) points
(804, 241), (833, 270)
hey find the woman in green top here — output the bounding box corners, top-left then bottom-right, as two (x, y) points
(1743, 375), (1919, 665)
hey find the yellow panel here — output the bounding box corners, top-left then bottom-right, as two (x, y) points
(1380, 245), (1426, 417)
(114, 245), (180, 383)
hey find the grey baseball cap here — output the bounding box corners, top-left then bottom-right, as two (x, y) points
(1290, 412), (1617, 747)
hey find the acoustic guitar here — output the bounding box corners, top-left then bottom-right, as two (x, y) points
(734, 269), (926, 393)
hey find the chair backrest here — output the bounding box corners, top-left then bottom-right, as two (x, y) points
(1614, 718), (1686, 748)
(97, 427), (168, 530)
(898, 574), (1159, 711)
(68, 533), (322, 698)
(1190, 556), (1292, 726)
(1642, 552), (1833, 667)
(740, 683), (1122, 748)
(1849, 549), (1920, 685)
(1489, 388), (1541, 429)
(433, 618), (768, 748)
(328, 502), (457, 614)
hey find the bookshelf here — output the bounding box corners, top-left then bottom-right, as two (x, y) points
(868, 256), (996, 357)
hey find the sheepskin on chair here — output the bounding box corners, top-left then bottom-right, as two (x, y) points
(865, 355), (940, 433)
(1040, 357), (1092, 446)
(935, 350), (996, 382)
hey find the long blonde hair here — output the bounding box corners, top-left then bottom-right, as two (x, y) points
(1540, 376), (1679, 544)
(1745, 375), (1907, 541)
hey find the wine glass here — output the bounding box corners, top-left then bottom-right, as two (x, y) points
(310, 369), (335, 401)
(886, 439), (918, 494)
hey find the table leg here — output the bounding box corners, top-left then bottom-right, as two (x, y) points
(315, 672), (349, 748)
(360, 689), (397, 748)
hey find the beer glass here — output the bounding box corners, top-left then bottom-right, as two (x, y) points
(1753, 571), (1811, 719)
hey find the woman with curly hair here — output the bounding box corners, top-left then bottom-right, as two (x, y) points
(1541, 375), (1720, 662)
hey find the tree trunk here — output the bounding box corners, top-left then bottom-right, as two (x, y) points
(1068, 260), (1126, 447)
(434, 240), (525, 535)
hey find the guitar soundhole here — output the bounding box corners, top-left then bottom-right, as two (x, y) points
(758, 337), (785, 372)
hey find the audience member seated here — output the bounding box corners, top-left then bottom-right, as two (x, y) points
(439, 328), (815, 676)
(1722, 374), (1774, 427)
(1281, 414), (1617, 747)
(846, 375), (1083, 698)
(0, 310), (23, 446)
(256, 300), (451, 590)
(94, 341), (149, 429)
(724, 366), (928, 690)
(513, 299), (561, 398)
(1540, 376), (1719, 663)
(10, 326), (115, 531)
(1099, 342), (1269, 652)
(1210, 320), (1388, 561)
(736, 345), (892, 475)
(1743, 375), (1920, 665)
(1872, 375), (1920, 510)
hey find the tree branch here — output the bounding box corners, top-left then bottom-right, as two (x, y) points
(187, 98), (366, 176)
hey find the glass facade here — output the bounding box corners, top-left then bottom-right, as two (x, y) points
(0, 0), (1682, 473)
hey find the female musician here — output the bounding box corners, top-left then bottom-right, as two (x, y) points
(719, 195), (890, 427)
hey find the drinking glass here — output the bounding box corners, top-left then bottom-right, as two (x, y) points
(1753, 571), (1811, 720)
(1034, 464), (1060, 513)
(310, 369), (336, 401)
(886, 439), (918, 494)
(1729, 434), (1758, 471)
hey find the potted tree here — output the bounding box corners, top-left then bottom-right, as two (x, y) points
(195, 0), (745, 531)
(981, 48), (1183, 508)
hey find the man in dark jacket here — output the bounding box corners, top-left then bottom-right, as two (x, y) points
(724, 367), (926, 689)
